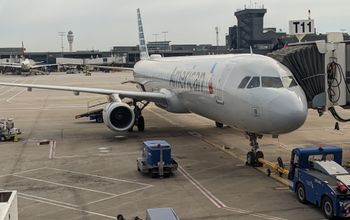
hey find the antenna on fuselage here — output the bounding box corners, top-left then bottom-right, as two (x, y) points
(249, 46), (253, 55)
(137, 8), (150, 60)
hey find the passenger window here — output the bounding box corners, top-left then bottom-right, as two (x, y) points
(282, 76), (298, 87)
(238, 76), (251, 88)
(247, 77), (260, 89)
(261, 77), (283, 88)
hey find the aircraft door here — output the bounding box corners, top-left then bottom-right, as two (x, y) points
(214, 64), (233, 104)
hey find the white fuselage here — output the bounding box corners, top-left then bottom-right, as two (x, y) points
(134, 54), (308, 135)
(21, 59), (32, 71)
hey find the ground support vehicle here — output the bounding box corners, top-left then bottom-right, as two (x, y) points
(75, 98), (107, 123)
(66, 69), (79, 74)
(75, 109), (104, 123)
(146, 208), (180, 220)
(288, 146), (350, 219)
(137, 140), (178, 178)
(0, 119), (21, 142)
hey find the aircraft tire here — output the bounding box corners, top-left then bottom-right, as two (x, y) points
(255, 151), (264, 167)
(256, 151), (264, 159)
(137, 116), (145, 132)
(215, 122), (223, 128)
(246, 151), (255, 166)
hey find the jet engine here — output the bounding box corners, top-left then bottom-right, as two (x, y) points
(103, 102), (135, 132)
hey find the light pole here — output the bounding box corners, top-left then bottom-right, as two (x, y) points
(215, 27), (219, 47)
(162, 31), (168, 51)
(152, 33), (160, 50)
(153, 33), (159, 42)
(58, 32), (66, 55)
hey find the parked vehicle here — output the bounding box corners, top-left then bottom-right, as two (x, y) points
(288, 146), (350, 219)
(137, 140), (178, 178)
(0, 119), (21, 142)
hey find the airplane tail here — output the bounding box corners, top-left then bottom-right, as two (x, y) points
(137, 8), (150, 60)
(21, 41), (25, 59)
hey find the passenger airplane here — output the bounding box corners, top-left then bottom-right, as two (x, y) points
(0, 42), (57, 72)
(0, 9), (308, 166)
(0, 58), (57, 72)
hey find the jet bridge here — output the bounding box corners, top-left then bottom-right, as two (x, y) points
(269, 33), (350, 122)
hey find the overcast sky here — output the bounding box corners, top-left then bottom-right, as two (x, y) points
(0, 0), (348, 52)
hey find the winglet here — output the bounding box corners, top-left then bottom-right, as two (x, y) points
(137, 8), (150, 60)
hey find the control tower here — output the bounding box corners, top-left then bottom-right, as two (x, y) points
(226, 7), (285, 50)
(67, 31), (74, 52)
(234, 8), (267, 48)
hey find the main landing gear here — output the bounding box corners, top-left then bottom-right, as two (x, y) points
(129, 100), (149, 132)
(246, 132), (264, 167)
(215, 121), (224, 128)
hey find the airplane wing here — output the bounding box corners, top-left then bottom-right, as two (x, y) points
(92, 65), (134, 72)
(33, 61), (44, 65)
(0, 82), (167, 104)
(0, 64), (22, 68)
(31, 64), (59, 69)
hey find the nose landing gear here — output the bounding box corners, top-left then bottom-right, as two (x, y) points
(246, 132), (264, 167)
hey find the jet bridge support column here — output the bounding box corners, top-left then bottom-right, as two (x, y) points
(319, 34), (350, 122)
(344, 43), (350, 106)
(320, 36), (347, 109)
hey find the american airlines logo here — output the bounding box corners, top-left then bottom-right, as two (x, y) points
(169, 70), (210, 93)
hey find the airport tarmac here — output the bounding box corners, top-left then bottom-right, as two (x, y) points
(1, 71), (349, 220)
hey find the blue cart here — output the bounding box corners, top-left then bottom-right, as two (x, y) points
(288, 146), (350, 219)
(137, 140), (178, 178)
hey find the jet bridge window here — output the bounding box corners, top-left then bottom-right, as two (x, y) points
(282, 76), (298, 88)
(238, 76), (251, 89)
(261, 77), (283, 88)
(247, 76), (260, 89)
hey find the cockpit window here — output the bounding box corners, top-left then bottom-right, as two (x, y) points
(247, 77), (260, 89)
(261, 77), (283, 88)
(282, 76), (298, 87)
(238, 76), (251, 89)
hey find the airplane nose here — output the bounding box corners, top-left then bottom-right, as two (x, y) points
(268, 92), (308, 133)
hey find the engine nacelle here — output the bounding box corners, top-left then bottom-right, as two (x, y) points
(103, 102), (135, 132)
